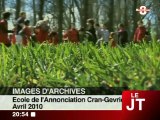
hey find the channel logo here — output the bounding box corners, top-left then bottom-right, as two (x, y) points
(126, 93), (145, 111)
(136, 6), (150, 15)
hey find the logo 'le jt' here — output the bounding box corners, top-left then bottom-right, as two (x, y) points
(126, 93), (145, 111)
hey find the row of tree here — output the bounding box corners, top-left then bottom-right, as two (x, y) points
(0, 0), (160, 40)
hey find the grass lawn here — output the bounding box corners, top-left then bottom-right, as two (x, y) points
(0, 41), (160, 90)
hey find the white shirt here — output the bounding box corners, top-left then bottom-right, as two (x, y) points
(101, 29), (110, 42)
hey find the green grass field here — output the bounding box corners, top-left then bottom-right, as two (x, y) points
(0, 41), (160, 90)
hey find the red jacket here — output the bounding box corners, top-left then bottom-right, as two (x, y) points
(21, 26), (32, 46)
(64, 28), (79, 43)
(0, 19), (10, 45)
(35, 28), (48, 44)
(134, 26), (146, 43)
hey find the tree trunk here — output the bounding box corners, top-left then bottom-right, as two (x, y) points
(33, 0), (37, 25)
(38, 0), (45, 20)
(74, 0), (83, 26)
(16, 0), (21, 19)
(2, 0), (5, 11)
(71, 0), (76, 24)
(0, 0), (5, 19)
(130, 0), (138, 39)
(57, 0), (64, 42)
(69, 0), (75, 27)
(132, 0), (138, 32)
(108, 0), (114, 31)
(124, 0), (128, 27)
(82, 0), (89, 28)
(0, 0), (2, 19)
(82, 0), (96, 28)
(88, 0), (94, 18)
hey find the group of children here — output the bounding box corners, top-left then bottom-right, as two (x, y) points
(0, 11), (58, 46)
(95, 22), (128, 47)
(0, 11), (150, 47)
(62, 19), (128, 48)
